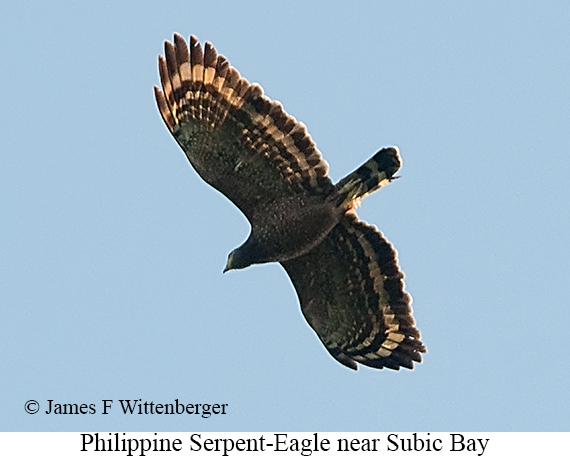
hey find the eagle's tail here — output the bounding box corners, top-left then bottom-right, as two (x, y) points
(333, 147), (402, 208)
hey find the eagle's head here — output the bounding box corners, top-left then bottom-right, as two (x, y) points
(223, 236), (272, 272)
(223, 247), (255, 273)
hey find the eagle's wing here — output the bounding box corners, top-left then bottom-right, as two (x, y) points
(154, 34), (332, 219)
(281, 213), (425, 370)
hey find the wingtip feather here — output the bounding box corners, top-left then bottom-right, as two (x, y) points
(154, 86), (175, 131)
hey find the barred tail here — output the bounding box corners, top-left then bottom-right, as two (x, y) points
(333, 147), (402, 207)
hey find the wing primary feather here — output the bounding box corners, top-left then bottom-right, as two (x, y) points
(158, 54), (177, 124)
(173, 33), (191, 96)
(210, 55), (230, 125)
(164, 41), (181, 96)
(154, 86), (175, 131)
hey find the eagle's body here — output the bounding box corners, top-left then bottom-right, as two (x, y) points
(243, 194), (342, 262)
(155, 34), (426, 370)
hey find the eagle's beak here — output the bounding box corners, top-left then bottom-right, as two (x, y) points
(223, 252), (234, 273)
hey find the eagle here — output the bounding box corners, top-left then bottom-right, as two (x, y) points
(154, 34), (426, 370)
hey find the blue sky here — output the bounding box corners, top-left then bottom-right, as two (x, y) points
(1, 2), (568, 432)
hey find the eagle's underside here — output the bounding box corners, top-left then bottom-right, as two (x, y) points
(155, 33), (426, 370)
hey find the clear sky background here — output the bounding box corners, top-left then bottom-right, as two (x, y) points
(1, 2), (568, 432)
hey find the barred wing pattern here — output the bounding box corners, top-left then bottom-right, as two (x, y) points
(282, 213), (425, 370)
(154, 34), (333, 219)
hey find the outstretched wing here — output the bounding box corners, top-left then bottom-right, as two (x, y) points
(282, 213), (425, 370)
(154, 34), (333, 219)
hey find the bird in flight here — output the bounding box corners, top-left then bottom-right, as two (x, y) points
(154, 34), (426, 370)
